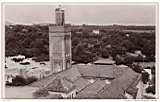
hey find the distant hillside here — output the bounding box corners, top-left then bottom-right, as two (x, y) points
(71, 24), (155, 31)
(5, 21), (14, 25)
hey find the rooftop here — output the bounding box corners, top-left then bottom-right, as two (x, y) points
(96, 68), (141, 99)
(31, 64), (115, 87)
(77, 65), (115, 79)
(44, 76), (76, 93)
(94, 58), (115, 65)
(76, 80), (106, 98)
(31, 64), (141, 99)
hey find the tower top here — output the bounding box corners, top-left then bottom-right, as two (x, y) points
(55, 5), (65, 26)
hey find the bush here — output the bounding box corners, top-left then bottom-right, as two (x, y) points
(131, 63), (143, 73)
(11, 75), (27, 86)
(12, 57), (24, 62)
(142, 71), (150, 84)
(146, 85), (155, 94)
(124, 56), (135, 65)
(20, 62), (30, 65)
(6, 75), (37, 86)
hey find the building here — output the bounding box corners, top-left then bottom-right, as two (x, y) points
(55, 5), (65, 26)
(31, 6), (142, 99)
(94, 58), (115, 65)
(49, 5), (71, 73)
(31, 64), (142, 99)
(5, 68), (20, 83)
(92, 29), (100, 35)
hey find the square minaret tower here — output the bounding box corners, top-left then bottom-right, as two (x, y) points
(49, 6), (71, 73)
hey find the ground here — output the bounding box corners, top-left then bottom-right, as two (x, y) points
(5, 86), (38, 99)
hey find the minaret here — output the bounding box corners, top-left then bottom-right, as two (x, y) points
(49, 6), (71, 73)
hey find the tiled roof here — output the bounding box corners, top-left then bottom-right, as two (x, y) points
(113, 66), (129, 78)
(97, 69), (140, 99)
(44, 76), (76, 93)
(76, 80), (106, 98)
(94, 58), (115, 65)
(76, 68), (140, 99)
(73, 77), (91, 91)
(31, 64), (141, 99)
(30, 73), (57, 88)
(126, 86), (138, 98)
(30, 65), (81, 87)
(77, 65), (115, 79)
(58, 65), (81, 82)
(31, 64), (115, 88)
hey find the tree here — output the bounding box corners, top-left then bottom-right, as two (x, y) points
(131, 63), (143, 73)
(146, 85), (155, 94)
(142, 71), (150, 84)
(6, 75), (37, 86)
(101, 47), (110, 58)
(124, 56), (135, 65)
(72, 43), (97, 63)
(11, 75), (27, 86)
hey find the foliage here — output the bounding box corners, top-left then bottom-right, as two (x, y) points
(20, 62), (30, 65)
(5, 25), (155, 63)
(131, 63), (143, 73)
(6, 75), (38, 86)
(9, 75), (27, 86)
(5, 25), (49, 61)
(11, 57), (24, 62)
(146, 85), (155, 94)
(114, 55), (135, 65)
(72, 43), (98, 63)
(142, 71), (150, 84)
(145, 66), (156, 95)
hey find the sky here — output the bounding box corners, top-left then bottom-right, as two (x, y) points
(4, 4), (156, 25)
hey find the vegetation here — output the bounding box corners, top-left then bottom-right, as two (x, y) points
(142, 71), (150, 84)
(5, 25), (49, 61)
(11, 57), (24, 62)
(145, 66), (156, 94)
(146, 85), (155, 94)
(130, 63), (150, 84)
(130, 63), (143, 73)
(20, 62), (30, 65)
(5, 24), (155, 64)
(6, 75), (38, 86)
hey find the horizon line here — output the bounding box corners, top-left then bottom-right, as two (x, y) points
(5, 22), (156, 26)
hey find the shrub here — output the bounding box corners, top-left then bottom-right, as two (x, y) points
(20, 62), (30, 65)
(146, 85), (155, 94)
(12, 57), (24, 62)
(10, 75), (27, 86)
(6, 75), (37, 86)
(131, 63), (143, 73)
(142, 71), (150, 84)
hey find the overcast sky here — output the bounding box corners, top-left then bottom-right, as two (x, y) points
(5, 4), (156, 25)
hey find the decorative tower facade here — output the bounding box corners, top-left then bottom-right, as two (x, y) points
(49, 6), (72, 73)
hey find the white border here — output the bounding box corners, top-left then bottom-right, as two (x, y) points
(0, 0), (160, 102)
